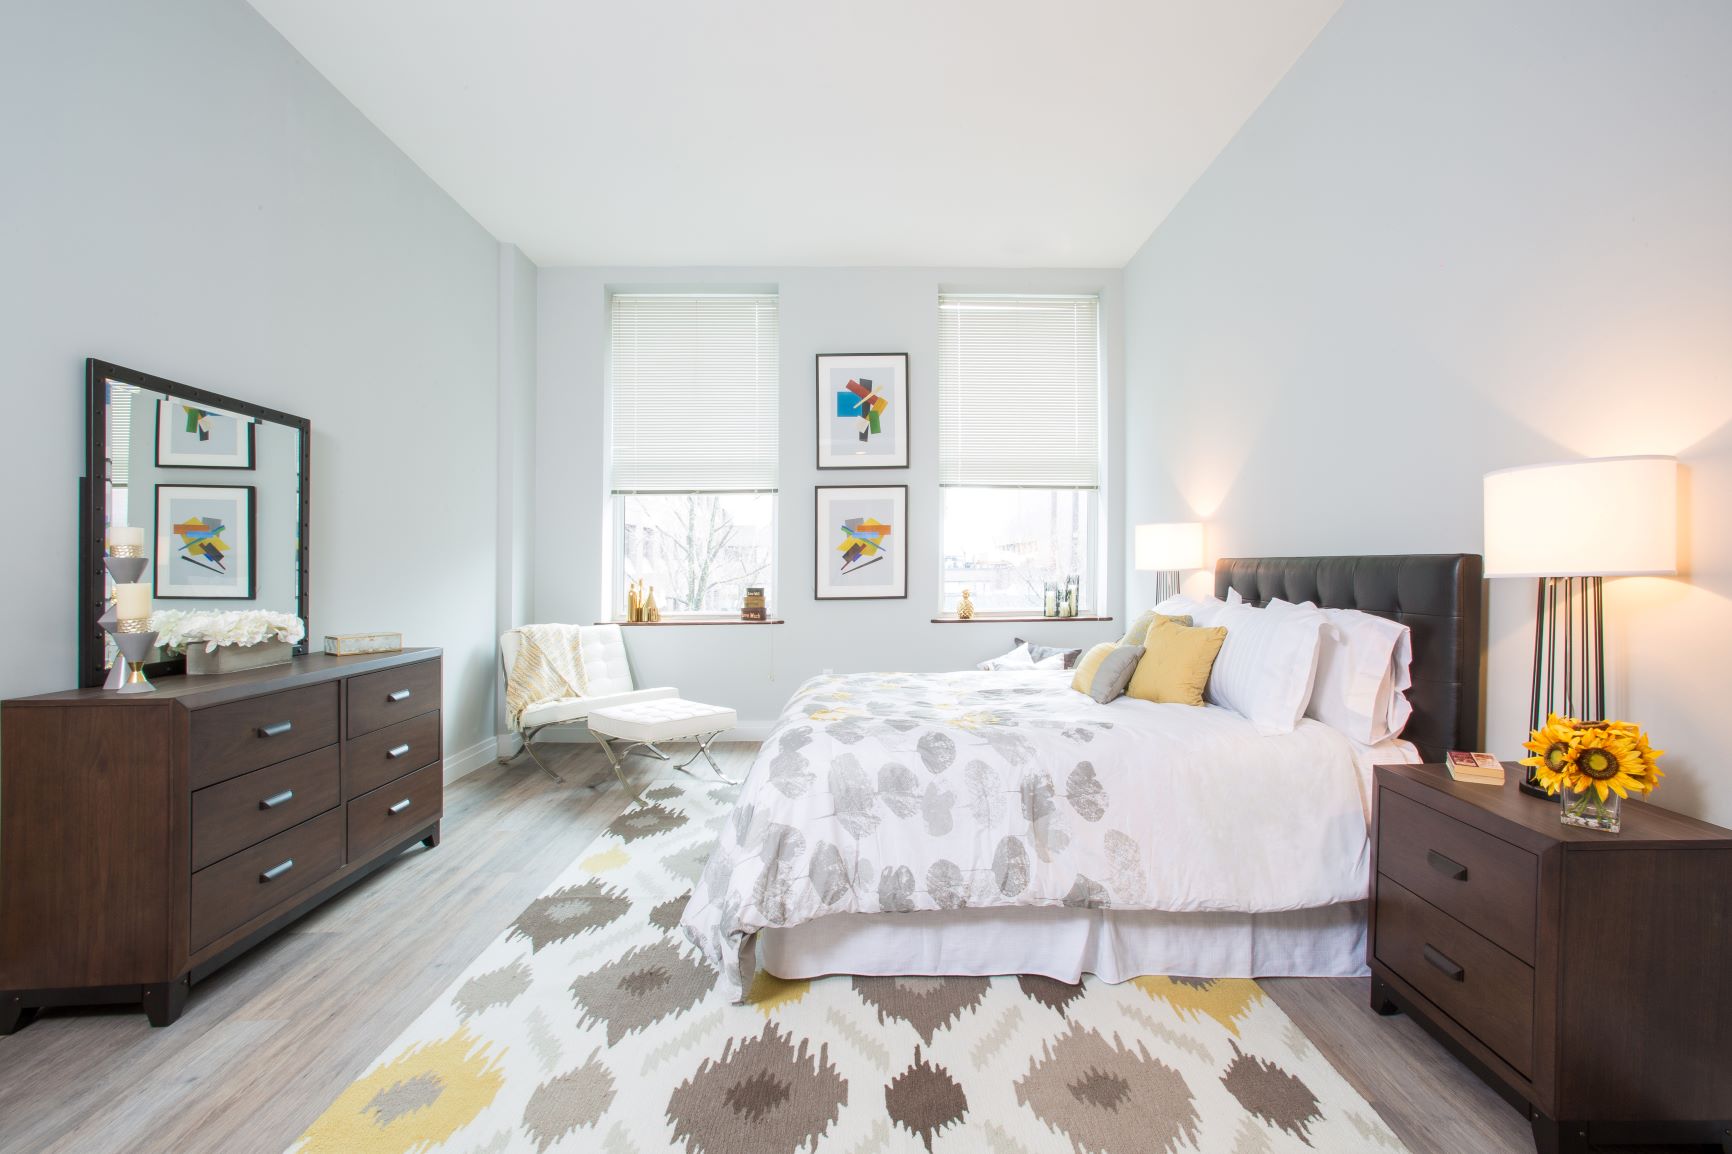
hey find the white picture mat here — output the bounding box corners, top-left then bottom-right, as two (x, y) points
(816, 353), (908, 469)
(815, 485), (907, 599)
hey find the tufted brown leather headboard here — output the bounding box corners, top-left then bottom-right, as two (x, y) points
(1215, 554), (1485, 762)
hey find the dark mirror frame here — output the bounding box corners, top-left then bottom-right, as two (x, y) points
(79, 358), (312, 688)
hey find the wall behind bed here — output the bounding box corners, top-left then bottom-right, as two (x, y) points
(1121, 1), (1732, 821)
(533, 267), (1125, 735)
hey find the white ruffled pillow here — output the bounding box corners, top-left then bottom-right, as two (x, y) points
(978, 643), (1066, 672)
(1297, 604), (1414, 743)
(1204, 598), (1326, 733)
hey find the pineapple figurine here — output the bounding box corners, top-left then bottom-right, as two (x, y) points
(957, 588), (975, 620)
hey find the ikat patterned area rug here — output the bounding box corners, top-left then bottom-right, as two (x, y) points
(288, 778), (1407, 1154)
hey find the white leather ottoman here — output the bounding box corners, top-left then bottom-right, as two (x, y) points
(587, 697), (738, 801)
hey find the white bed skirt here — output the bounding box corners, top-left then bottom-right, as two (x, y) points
(759, 901), (1370, 983)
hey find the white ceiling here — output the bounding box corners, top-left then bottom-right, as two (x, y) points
(245, 1), (1340, 268)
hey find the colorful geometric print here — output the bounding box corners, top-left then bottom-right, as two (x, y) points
(286, 778), (1409, 1154)
(837, 377), (890, 442)
(837, 516), (892, 575)
(180, 403), (217, 441)
(172, 515), (230, 575)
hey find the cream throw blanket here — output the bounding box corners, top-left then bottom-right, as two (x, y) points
(506, 624), (589, 729)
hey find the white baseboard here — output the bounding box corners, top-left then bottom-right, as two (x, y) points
(445, 737), (501, 783)
(536, 720), (776, 744)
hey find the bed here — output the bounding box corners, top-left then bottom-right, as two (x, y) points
(682, 554), (1483, 1000)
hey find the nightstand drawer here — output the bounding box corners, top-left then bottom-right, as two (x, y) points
(1377, 877), (1534, 1077)
(1378, 790), (1537, 963)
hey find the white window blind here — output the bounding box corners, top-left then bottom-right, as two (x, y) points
(938, 294), (1101, 488)
(610, 293), (779, 492)
(109, 384), (133, 484)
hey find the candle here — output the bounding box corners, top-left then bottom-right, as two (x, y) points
(113, 582), (151, 621)
(109, 526), (144, 550)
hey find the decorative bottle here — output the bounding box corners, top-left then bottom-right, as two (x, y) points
(646, 586), (661, 622)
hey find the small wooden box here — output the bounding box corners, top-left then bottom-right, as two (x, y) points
(323, 631), (403, 656)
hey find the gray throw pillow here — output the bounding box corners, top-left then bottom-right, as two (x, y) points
(1088, 644), (1145, 704)
(1015, 637), (1083, 669)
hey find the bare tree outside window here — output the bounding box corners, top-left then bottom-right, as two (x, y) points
(621, 493), (774, 616)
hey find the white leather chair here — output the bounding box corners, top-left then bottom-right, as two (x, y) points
(497, 624), (677, 785)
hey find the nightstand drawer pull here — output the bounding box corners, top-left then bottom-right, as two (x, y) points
(259, 789), (295, 810)
(387, 689), (413, 703)
(1423, 944), (1465, 982)
(258, 720), (294, 738)
(388, 798), (413, 815)
(260, 859), (295, 883)
(387, 743), (412, 759)
(1426, 849), (1468, 881)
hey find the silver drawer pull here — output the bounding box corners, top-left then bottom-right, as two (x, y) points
(1423, 944), (1465, 982)
(387, 743), (412, 759)
(260, 859), (295, 883)
(388, 798), (413, 815)
(258, 721), (293, 738)
(387, 689), (412, 702)
(259, 790), (295, 810)
(1426, 850), (1468, 881)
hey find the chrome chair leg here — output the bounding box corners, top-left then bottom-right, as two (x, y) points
(673, 732), (739, 784)
(593, 734), (647, 805)
(499, 727), (565, 784)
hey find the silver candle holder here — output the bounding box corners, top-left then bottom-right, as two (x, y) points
(101, 551), (157, 693)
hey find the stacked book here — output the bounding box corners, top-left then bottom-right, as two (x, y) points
(1445, 750), (1506, 785)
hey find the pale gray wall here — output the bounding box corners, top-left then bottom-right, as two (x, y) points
(0, 0), (504, 761)
(1123, 1), (1732, 821)
(496, 243), (538, 738)
(536, 267), (1126, 730)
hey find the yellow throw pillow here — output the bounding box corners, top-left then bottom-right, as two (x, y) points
(1120, 610), (1191, 647)
(1126, 617), (1228, 706)
(1070, 643), (1116, 693)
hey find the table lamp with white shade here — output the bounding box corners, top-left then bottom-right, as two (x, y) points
(1483, 456), (1678, 796)
(1135, 522), (1206, 603)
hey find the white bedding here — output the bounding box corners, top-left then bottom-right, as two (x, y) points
(682, 669), (1414, 999)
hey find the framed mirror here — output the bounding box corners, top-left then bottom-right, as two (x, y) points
(80, 359), (311, 688)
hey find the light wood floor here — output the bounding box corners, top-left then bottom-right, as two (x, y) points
(0, 742), (1683, 1154)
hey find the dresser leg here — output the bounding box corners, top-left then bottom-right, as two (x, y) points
(1530, 1115), (1590, 1154)
(142, 976), (190, 1027)
(1368, 976), (1400, 1016)
(422, 822), (441, 849)
(1, 991), (36, 1035)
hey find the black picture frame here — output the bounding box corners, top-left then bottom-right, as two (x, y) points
(153, 483), (258, 600)
(815, 352), (910, 470)
(814, 484), (909, 600)
(80, 358), (311, 688)
(154, 396), (257, 469)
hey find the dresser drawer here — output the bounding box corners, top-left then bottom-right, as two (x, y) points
(1376, 876), (1535, 1076)
(189, 683), (340, 789)
(1377, 790), (1537, 963)
(348, 761), (443, 862)
(191, 746), (341, 870)
(347, 659), (441, 739)
(189, 810), (344, 952)
(347, 710), (441, 798)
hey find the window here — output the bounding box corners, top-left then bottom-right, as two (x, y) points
(609, 293), (778, 616)
(938, 294), (1102, 615)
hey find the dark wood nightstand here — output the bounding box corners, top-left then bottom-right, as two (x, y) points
(1369, 763), (1732, 1154)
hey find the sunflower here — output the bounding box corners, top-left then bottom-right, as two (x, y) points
(1520, 714), (1580, 795)
(1568, 729), (1651, 801)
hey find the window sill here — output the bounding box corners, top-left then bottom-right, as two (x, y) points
(600, 618), (784, 627)
(930, 614), (1114, 624)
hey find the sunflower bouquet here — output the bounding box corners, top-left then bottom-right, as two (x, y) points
(1521, 714), (1664, 832)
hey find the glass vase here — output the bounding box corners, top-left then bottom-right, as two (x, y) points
(1559, 784), (1621, 833)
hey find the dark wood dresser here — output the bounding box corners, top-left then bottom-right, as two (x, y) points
(1, 648), (444, 1032)
(1369, 762), (1732, 1154)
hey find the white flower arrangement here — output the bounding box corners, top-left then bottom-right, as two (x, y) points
(150, 609), (306, 653)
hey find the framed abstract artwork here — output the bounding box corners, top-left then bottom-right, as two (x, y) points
(816, 353), (908, 469)
(155, 398), (256, 469)
(154, 484), (257, 599)
(815, 485), (907, 600)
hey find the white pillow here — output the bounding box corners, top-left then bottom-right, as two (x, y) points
(977, 643), (1067, 672)
(1153, 593), (1227, 628)
(1205, 598), (1326, 733)
(1225, 587), (1245, 605)
(1286, 603), (1414, 744)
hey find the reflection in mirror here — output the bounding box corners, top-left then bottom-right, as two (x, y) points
(83, 361), (310, 686)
